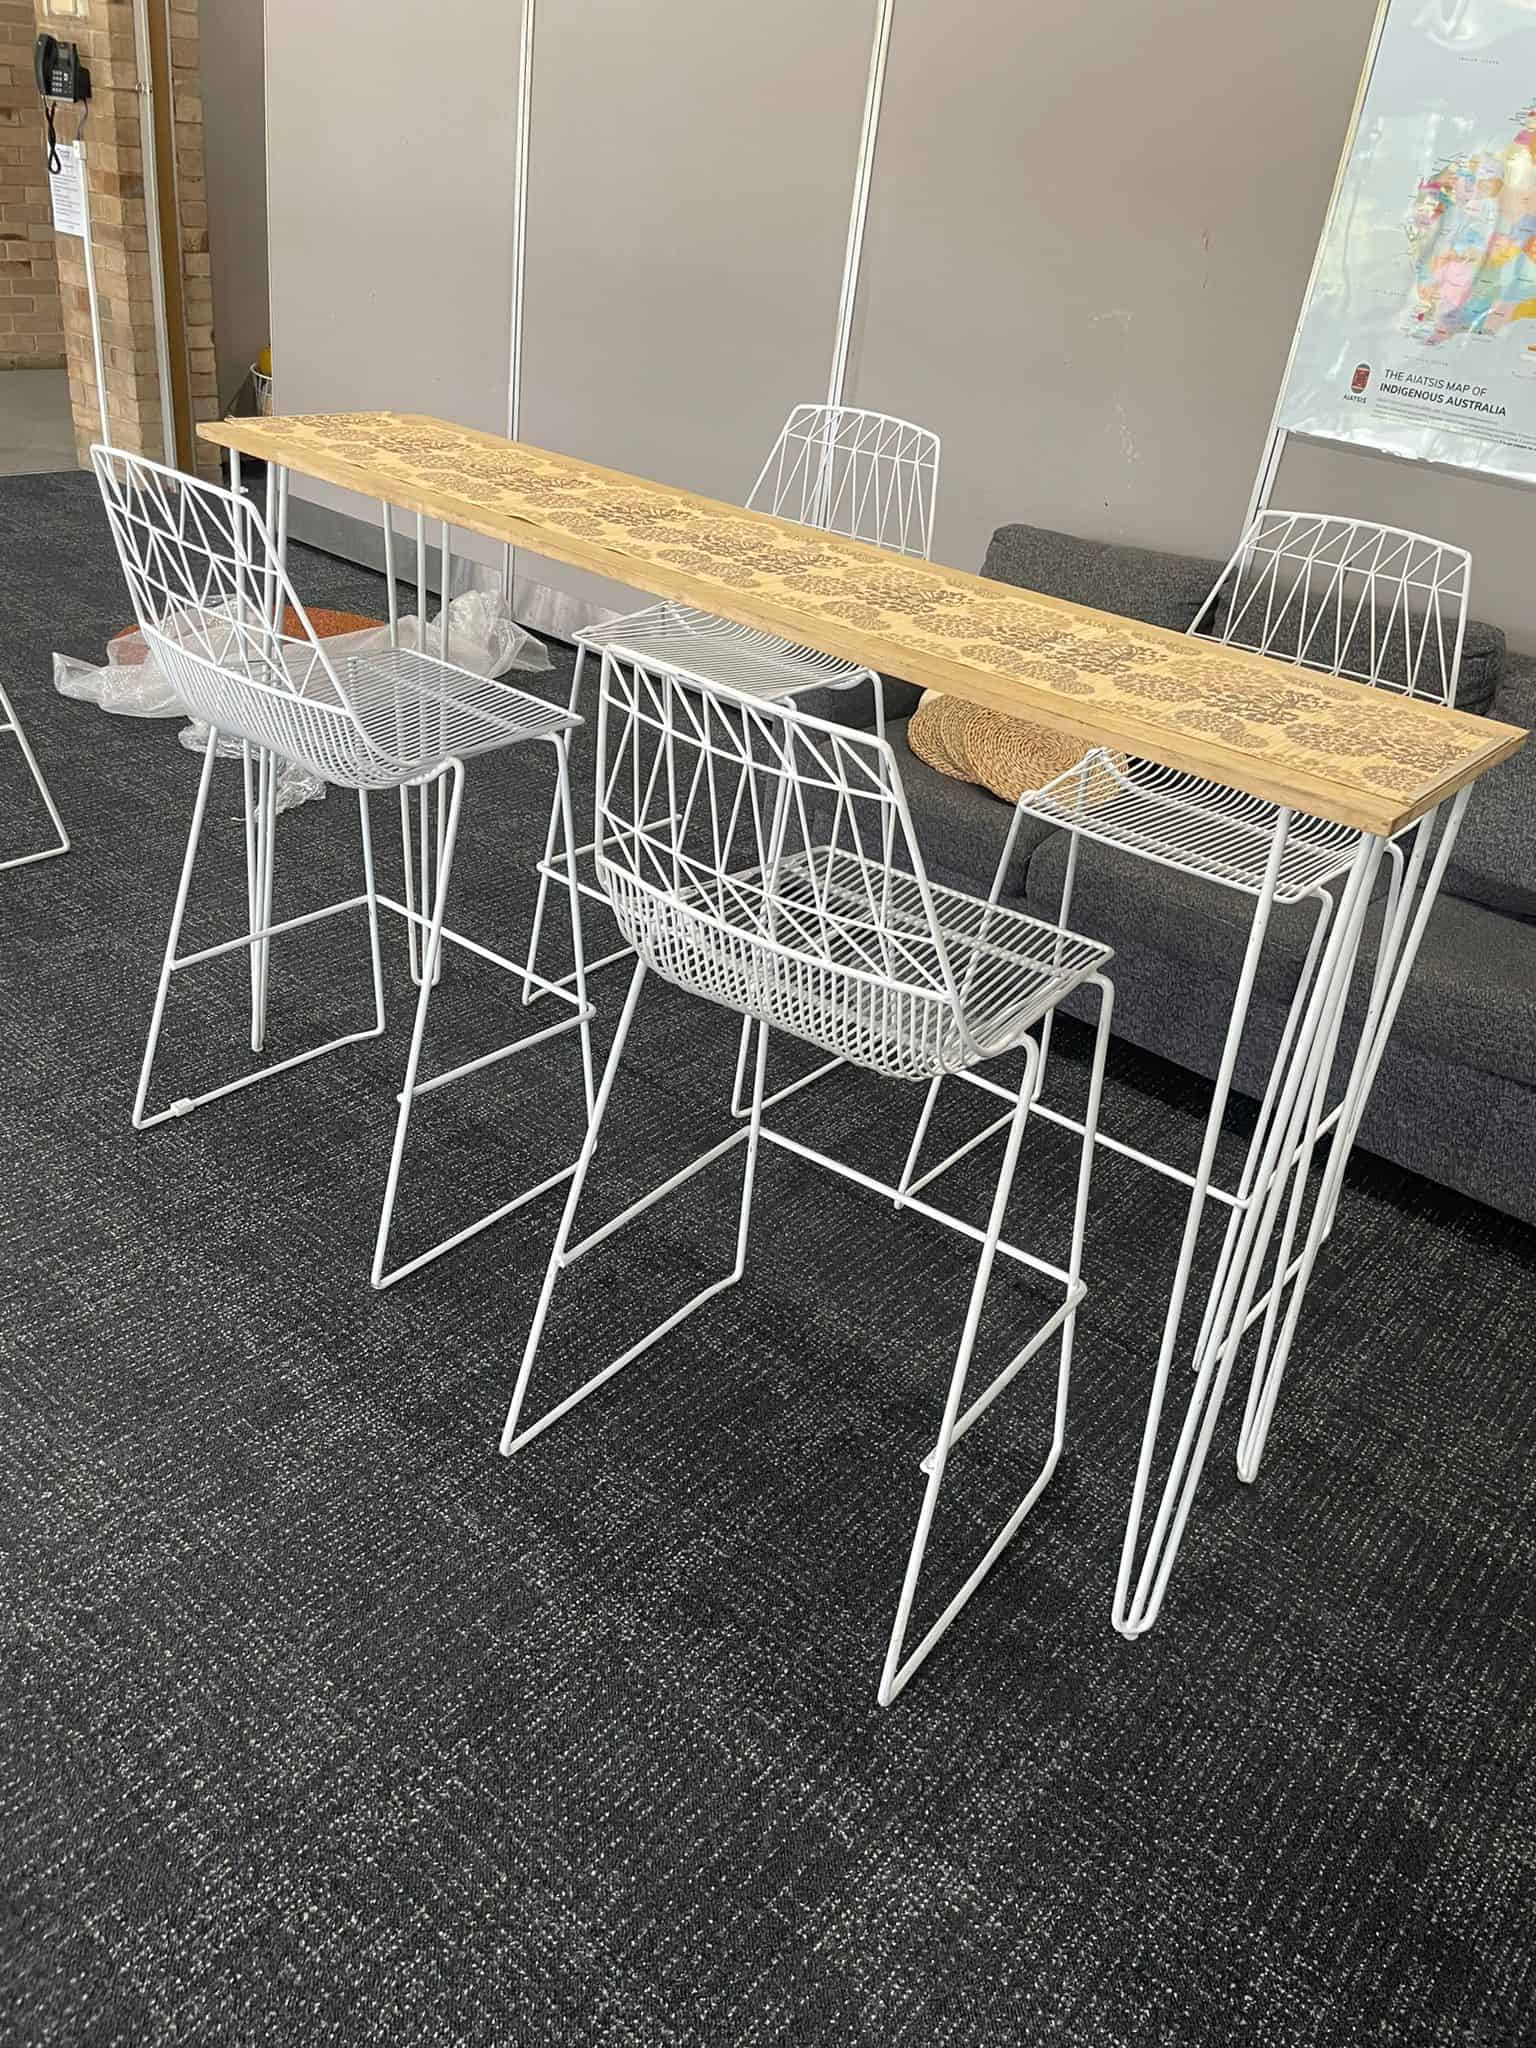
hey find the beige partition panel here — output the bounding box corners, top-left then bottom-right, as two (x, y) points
(265, 0), (526, 578)
(202, 0), (269, 413)
(515, 0), (874, 634)
(844, 0), (1383, 579)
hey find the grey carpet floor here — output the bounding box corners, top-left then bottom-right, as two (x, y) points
(2, 471), (1534, 2047)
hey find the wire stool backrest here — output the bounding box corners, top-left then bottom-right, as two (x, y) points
(595, 653), (974, 1080)
(1192, 509), (1471, 705)
(746, 404), (941, 559)
(92, 445), (393, 787)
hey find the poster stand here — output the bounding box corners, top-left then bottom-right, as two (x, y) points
(1253, 0), (1536, 536)
(1245, 0), (1393, 530)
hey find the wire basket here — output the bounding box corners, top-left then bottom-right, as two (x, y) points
(251, 366), (272, 416)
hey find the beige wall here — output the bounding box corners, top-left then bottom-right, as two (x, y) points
(515, 0), (872, 626)
(201, 0), (266, 410)
(266, 0), (524, 577)
(264, 0), (1536, 651)
(846, 0), (1375, 566)
(846, 0), (1536, 651)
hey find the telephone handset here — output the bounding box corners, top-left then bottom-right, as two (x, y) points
(35, 35), (91, 105)
(35, 35), (90, 176)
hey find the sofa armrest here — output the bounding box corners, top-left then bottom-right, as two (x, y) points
(1442, 653), (1535, 920)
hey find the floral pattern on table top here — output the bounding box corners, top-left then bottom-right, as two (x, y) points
(220, 412), (1518, 809)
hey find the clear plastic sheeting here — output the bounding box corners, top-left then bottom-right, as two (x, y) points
(52, 592), (551, 817)
(53, 634), (184, 719)
(386, 589), (552, 680)
(175, 722), (327, 814)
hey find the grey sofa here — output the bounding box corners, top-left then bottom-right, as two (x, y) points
(819, 524), (1536, 1227)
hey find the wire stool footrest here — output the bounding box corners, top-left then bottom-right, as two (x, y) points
(502, 953), (1116, 1707)
(0, 686), (70, 873)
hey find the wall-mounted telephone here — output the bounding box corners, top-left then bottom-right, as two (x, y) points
(36, 35), (90, 176)
(34, 34), (91, 105)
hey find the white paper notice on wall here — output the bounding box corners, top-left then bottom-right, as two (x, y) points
(48, 144), (87, 240)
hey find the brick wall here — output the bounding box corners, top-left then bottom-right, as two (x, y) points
(0, 0), (66, 369)
(34, 0), (217, 470)
(172, 1), (217, 452)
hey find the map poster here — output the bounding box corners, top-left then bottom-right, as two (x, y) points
(1279, 0), (1536, 487)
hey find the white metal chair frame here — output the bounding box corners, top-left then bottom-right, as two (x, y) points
(0, 681), (69, 873)
(500, 649), (1115, 1708)
(521, 403), (942, 1003)
(92, 445), (595, 1290)
(902, 510), (1474, 1638)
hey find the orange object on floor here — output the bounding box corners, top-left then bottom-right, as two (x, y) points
(107, 608), (383, 661)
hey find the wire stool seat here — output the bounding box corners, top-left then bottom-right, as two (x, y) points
(92, 443), (594, 1290)
(1016, 751), (1366, 904)
(523, 404), (941, 1005)
(501, 649), (1115, 1706)
(341, 646), (574, 775)
(617, 847), (1108, 1083)
(579, 602), (868, 699)
(1015, 509), (1472, 899)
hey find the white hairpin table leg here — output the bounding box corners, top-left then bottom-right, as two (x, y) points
(1234, 790), (1470, 1484)
(1114, 827), (1390, 1637)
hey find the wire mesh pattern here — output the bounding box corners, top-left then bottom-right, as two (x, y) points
(1017, 750), (1361, 902)
(580, 606), (866, 701)
(1015, 513), (1474, 898)
(92, 446), (573, 791)
(343, 646), (571, 765)
(745, 403), (941, 558)
(1195, 510), (1471, 705)
(596, 653), (1109, 1083)
(581, 403), (941, 695)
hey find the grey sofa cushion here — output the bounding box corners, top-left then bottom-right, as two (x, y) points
(1384, 890), (1536, 1086)
(1030, 831), (1536, 1089)
(791, 674), (923, 730)
(982, 523), (1217, 636)
(981, 521), (1505, 715)
(1443, 655), (1536, 920)
(1054, 922), (1536, 1224)
(886, 716), (1054, 897)
(1448, 623), (1504, 715)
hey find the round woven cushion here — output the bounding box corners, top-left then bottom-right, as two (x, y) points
(908, 690), (1096, 804)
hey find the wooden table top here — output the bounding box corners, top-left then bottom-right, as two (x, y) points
(199, 411), (1526, 836)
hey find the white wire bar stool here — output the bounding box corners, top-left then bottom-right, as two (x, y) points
(92, 446), (594, 1290)
(0, 681), (70, 872)
(500, 649), (1115, 1707)
(521, 403), (941, 1004)
(903, 511), (1473, 1639)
